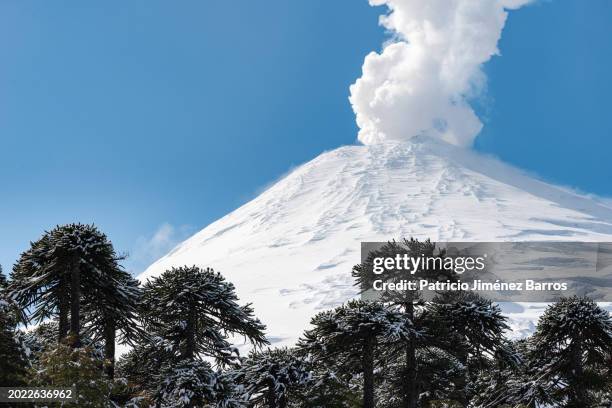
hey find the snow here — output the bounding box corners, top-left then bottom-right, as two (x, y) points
(139, 137), (612, 350)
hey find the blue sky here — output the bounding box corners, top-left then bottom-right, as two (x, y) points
(1, 1), (611, 274)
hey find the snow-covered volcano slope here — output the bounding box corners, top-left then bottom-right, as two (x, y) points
(140, 137), (612, 346)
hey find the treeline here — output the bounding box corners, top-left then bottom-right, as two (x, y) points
(0, 228), (611, 407)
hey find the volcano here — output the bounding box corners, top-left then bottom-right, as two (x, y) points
(139, 137), (612, 347)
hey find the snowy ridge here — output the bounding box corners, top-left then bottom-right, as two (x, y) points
(140, 137), (612, 348)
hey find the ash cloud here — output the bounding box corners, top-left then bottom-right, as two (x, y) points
(350, 0), (531, 147)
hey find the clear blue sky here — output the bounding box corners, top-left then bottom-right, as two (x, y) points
(1, 1), (611, 275)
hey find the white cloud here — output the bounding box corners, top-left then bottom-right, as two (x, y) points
(125, 223), (194, 275)
(350, 0), (531, 147)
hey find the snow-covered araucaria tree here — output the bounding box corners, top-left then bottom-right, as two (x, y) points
(471, 338), (556, 408)
(0, 298), (27, 385)
(425, 291), (510, 404)
(236, 347), (311, 408)
(9, 224), (127, 347)
(141, 266), (268, 366)
(375, 345), (468, 408)
(476, 298), (612, 407)
(352, 238), (456, 408)
(529, 296), (612, 407)
(116, 335), (177, 395)
(155, 359), (245, 408)
(0, 266), (28, 386)
(82, 267), (143, 378)
(299, 300), (416, 408)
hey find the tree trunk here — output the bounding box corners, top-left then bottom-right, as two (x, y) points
(402, 301), (417, 408)
(184, 304), (196, 360)
(58, 277), (70, 342)
(456, 347), (469, 406)
(265, 387), (287, 408)
(569, 342), (586, 406)
(69, 256), (81, 347)
(104, 319), (116, 378)
(362, 335), (375, 408)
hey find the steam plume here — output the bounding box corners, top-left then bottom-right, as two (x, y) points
(350, 0), (531, 147)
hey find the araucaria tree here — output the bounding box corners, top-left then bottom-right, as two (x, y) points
(237, 347), (311, 408)
(426, 291), (510, 404)
(9, 223), (129, 348)
(352, 238), (455, 408)
(141, 266), (269, 365)
(472, 338), (555, 408)
(82, 267), (143, 378)
(155, 359), (245, 408)
(0, 266), (28, 386)
(137, 266), (268, 407)
(299, 300), (416, 408)
(529, 296), (612, 407)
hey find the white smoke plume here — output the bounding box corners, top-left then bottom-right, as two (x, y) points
(350, 0), (531, 147)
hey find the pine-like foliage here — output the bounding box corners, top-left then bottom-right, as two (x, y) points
(237, 347), (311, 407)
(82, 266), (143, 377)
(29, 337), (116, 407)
(0, 270), (28, 386)
(9, 223), (126, 346)
(428, 291), (510, 359)
(0, 265), (7, 287)
(528, 296), (612, 407)
(473, 298), (612, 408)
(472, 337), (560, 407)
(116, 335), (178, 395)
(352, 238), (457, 408)
(20, 321), (64, 368)
(376, 346), (466, 408)
(299, 300), (416, 408)
(82, 266), (142, 343)
(154, 359), (245, 408)
(288, 368), (360, 408)
(21, 320), (103, 370)
(141, 266), (268, 366)
(425, 291), (510, 404)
